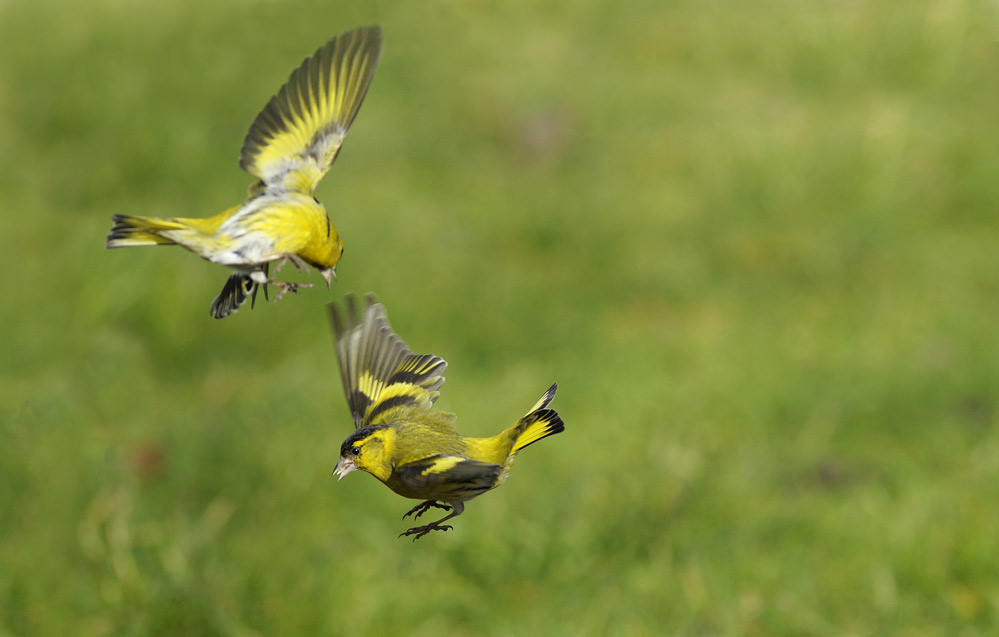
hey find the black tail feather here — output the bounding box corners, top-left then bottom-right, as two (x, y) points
(209, 274), (257, 319)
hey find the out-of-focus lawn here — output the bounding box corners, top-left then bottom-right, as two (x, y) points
(2, 0), (998, 634)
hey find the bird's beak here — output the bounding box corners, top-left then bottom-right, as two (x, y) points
(333, 457), (356, 481)
(321, 267), (336, 288)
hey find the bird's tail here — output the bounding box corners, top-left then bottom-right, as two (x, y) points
(106, 214), (188, 248)
(209, 274), (259, 319)
(510, 383), (564, 453)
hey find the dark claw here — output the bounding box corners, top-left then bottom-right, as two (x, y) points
(399, 523), (453, 541)
(402, 500), (451, 520)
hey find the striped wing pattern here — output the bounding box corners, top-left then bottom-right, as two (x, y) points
(239, 26), (382, 193)
(329, 294), (447, 428)
(395, 455), (503, 501)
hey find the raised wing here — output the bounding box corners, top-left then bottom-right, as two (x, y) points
(240, 26), (382, 194)
(328, 294), (448, 428)
(395, 455), (503, 501)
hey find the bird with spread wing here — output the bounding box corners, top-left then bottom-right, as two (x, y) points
(328, 294), (565, 540)
(106, 26), (382, 318)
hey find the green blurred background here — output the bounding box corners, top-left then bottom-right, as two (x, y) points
(2, 0), (998, 634)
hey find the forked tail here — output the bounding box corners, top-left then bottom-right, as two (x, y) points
(510, 383), (564, 453)
(105, 215), (187, 248)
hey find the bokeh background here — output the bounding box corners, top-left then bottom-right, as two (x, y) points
(2, 0), (998, 634)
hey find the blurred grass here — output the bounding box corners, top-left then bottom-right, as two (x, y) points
(2, 0), (998, 634)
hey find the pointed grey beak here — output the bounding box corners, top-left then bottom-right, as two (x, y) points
(321, 267), (336, 288)
(332, 457), (357, 481)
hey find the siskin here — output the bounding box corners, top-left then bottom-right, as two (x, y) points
(329, 294), (565, 540)
(106, 27), (382, 319)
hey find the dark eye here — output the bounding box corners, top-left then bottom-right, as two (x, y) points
(351, 447), (361, 456)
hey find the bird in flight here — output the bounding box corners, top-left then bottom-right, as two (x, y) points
(328, 294), (565, 540)
(106, 26), (382, 318)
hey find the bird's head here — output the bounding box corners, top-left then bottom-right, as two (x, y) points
(333, 425), (392, 482)
(303, 214), (343, 282)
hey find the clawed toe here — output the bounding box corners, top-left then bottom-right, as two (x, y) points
(398, 501), (463, 541)
(271, 280), (314, 302)
(399, 523), (453, 541)
(402, 500), (451, 520)
(260, 254), (315, 302)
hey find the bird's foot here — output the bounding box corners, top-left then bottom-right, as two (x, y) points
(270, 280), (314, 302)
(402, 500), (452, 520)
(399, 522), (454, 542)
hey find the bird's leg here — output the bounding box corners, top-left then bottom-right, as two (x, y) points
(258, 256), (314, 302)
(402, 500), (452, 520)
(272, 253), (309, 275)
(399, 502), (464, 541)
(252, 263), (269, 307)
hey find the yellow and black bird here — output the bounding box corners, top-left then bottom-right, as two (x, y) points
(329, 294), (565, 540)
(106, 26), (382, 318)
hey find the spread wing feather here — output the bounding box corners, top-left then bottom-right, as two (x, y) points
(329, 294), (447, 428)
(240, 26), (382, 193)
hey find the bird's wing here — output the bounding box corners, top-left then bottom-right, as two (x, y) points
(329, 294), (448, 428)
(395, 455), (503, 499)
(239, 26), (382, 194)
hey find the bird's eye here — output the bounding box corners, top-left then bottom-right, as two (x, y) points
(351, 447), (361, 456)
